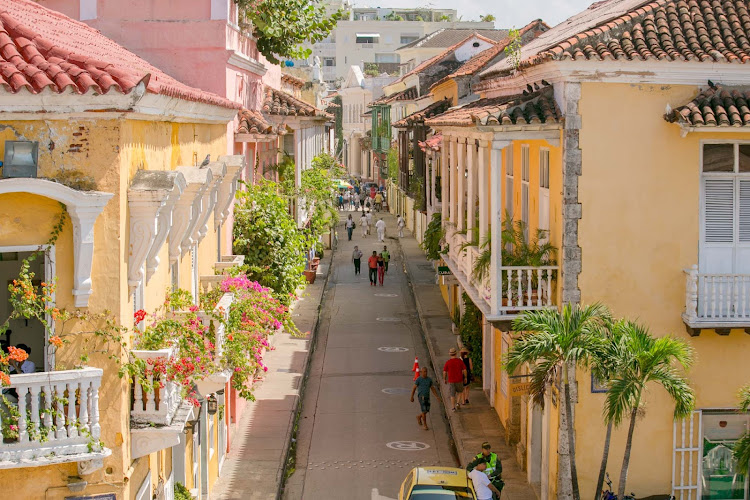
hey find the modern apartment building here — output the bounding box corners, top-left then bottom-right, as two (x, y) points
(308, 3), (495, 83)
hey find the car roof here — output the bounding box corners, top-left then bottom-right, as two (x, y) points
(413, 467), (469, 487)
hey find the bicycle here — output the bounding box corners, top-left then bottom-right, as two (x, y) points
(601, 472), (635, 500)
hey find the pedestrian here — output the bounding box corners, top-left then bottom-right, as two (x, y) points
(359, 191), (366, 210)
(365, 197), (372, 212)
(366, 210), (373, 235)
(375, 217), (386, 242)
(338, 193), (344, 210)
(460, 347), (474, 404)
(343, 190), (350, 210)
(350, 190), (356, 210)
(359, 212), (368, 238)
(397, 214), (406, 238)
(374, 191), (383, 212)
(468, 459), (503, 500)
(368, 251), (378, 286)
(344, 214), (355, 241)
(352, 245), (363, 275)
(443, 347), (467, 411)
(377, 252), (385, 285)
(468, 442), (502, 488)
(382, 246), (390, 273)
(410, 367), (441, 430)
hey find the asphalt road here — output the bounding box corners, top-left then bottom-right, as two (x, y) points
(283, 209), (458, 500)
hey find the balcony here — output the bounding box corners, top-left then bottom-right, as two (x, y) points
(214, 254), (245, 273)
(194, 290), (234, 396)
(0, 367), (111, 473)
(682, 265), (750, 335)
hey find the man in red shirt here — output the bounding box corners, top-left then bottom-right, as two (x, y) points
(443, 347), (467, 412)
(367, 251), (379, 286)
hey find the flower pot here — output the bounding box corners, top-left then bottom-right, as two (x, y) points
(312, 257), (321, 266)
(303, 270), (316, 284)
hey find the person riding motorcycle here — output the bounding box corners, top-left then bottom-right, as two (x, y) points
(467, 442), (503, 498)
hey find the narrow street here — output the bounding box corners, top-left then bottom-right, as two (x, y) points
(284, 208), (458, 500)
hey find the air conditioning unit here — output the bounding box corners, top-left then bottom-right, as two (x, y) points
(2, 141), (39, 178)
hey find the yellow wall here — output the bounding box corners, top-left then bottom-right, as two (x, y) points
(431, 80), (457, 105)
(0, 116), (228, 499)
(574, 82), (750, 496)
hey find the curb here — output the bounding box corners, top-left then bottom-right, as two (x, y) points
(276, 246), (335, 499)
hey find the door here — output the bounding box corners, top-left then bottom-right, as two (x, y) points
(700, 411), (750, 499)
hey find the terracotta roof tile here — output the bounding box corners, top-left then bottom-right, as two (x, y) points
(425, 86), (560, 127)
(419, 132), (443, 152)
(371, 86), (418, 105)
(399, 29), (510, 50)
(666, 84), (750, 127)
(262, 86), (329, 118)
(281, 73), (306, 87)
(237, 109), (274, 135)
(393, 98), (452, 127)
(0, 0), (238, 109)
(483, 0), (750, 77)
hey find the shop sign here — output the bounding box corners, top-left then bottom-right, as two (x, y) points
(510, 381), (531, 397)
(437, 266), (451, 275)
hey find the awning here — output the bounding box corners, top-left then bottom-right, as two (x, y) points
(356, 33), (380, 38)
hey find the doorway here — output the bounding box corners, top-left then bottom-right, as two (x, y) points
(0, 248), (52, 372)
(701, 411), (750, 499)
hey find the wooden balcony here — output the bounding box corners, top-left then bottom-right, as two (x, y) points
(683, 265), (750, 335)
(0, 367), (110, 472)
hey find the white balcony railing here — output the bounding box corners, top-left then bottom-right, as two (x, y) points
(214, 255), (245, 273)
(498, 266), (557, 313)
(130, 348), (181, 426)
(200, 275), (224, 294)
(683, 265), (750, 330)
(195, 292), (234, 395)
(0, 367), (104, 464)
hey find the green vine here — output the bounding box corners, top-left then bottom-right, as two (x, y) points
(458, 293), (482, 378)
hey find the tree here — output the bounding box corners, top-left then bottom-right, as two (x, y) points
(507, 303), (611, 500)
(604, 320), (695, 499)
(480, 14), (496, 22)
(733, 385), (750, 473)
(235, 0), (344, 64)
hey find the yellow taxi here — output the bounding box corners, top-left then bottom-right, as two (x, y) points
(398, 466), (477, 499)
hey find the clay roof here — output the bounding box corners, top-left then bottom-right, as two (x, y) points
(262, 86), (329, 118)
(237, 109), (274, 135)
(393, 98), (452, 127)
(426, 86), (561, 127)
(666, 83), (750, 127)
(419, 133), (443, 152)
(483, 0), (750, 77)
(0, 0), (238, 109)
(371, 86), (418, 105)
(399, 29), (510, 50)
(281, 73), (306, 88)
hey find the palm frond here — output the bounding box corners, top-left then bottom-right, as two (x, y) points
(739, 385), (750, 412)
(734, 431), (750, 474)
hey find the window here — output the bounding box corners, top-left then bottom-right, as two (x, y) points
(400, 34), (419, 44)
(521, 145), (530, 240)
(700, 142), (750, 277)
(323, 57), (335, 67)
(505, 147), (514, 219)
(356, 34), (379, 44)
(539, 149), (550, 239)
(375, 53), (398, 63)
(700, 411), (750, 499)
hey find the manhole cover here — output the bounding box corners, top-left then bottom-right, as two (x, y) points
(382, 388), (411, 395)
(375, 293), (399, 297)
(378, 347), (409, 352)
(376, 317), (400, 322)
(386, 441), (430, 451)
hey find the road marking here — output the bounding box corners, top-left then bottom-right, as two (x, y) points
(382, 387), (411, 395)
(374, 293), (399, 297)
(376, 317), (400, 322)
(377, 347), (409, 352)
(386, 441), (430, 451)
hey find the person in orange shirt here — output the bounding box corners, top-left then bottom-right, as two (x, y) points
(368, 251), (378, 286)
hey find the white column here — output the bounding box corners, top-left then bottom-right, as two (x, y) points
(478, 142), (488, 244)
(467, 140), (476, 242)
(449, 138), (457, 224)
(441, 137), (449, 223)
(457, 139), (466, 232)
(490, 142), (509, 315)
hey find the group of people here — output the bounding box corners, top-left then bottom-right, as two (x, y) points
(344, 213), (406, 243)
(351, 245), (390, 286)
(337, 185), (386, 212)
(410, 348), (502, 499)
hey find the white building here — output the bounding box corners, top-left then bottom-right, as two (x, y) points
(338, 66), (397, 178)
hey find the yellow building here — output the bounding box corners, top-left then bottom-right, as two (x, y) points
(0, 2), (242, 499)
(426, 0), (750, 498)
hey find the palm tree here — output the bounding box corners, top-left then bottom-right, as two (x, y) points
(732, 385), (750, 473)
(604, 320), (695, 499)
(508, 303), (610, 500)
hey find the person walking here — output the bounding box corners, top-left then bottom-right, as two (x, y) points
(338, 193), (344, 211)
(352, 246), (363, 275)
(359, 212), (368, 238)
(343, 190), (350, 210)
(375, 217), (386, 242)
(366, 210), (373, 235)
(397, 214), (406, 238)
(381, 246), (390, 274)
(349, 190), (356, 210)
(468, 459), (503, 500)
(367, 251), (378, 286)
(345, 214), (355, 241)
(410, 367), (441, 430)
(377, 252), (385, 285)
(460, 347), (474, 404)
(374, 191), (383, 212)
(359, 191), (366, 211)
(443, 347), (467, 412)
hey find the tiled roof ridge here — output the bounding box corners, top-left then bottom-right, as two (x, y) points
(391, 33), (484, 86)
(0, 0), (238, 109)
(281, 73), (306, 87)
(263, 86), (329, 118)
(393, 97), (452, 127)
(666, 82), (750, 127)
(370, 86), (418, 105)
(237, 108), (275, 135)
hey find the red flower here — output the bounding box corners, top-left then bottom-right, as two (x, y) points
(49, 336), (63, 348)
(134, 309), (147, 323)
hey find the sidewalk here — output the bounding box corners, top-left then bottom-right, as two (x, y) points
(398, 231), (538, 500)
(211, 252), (332, 500)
